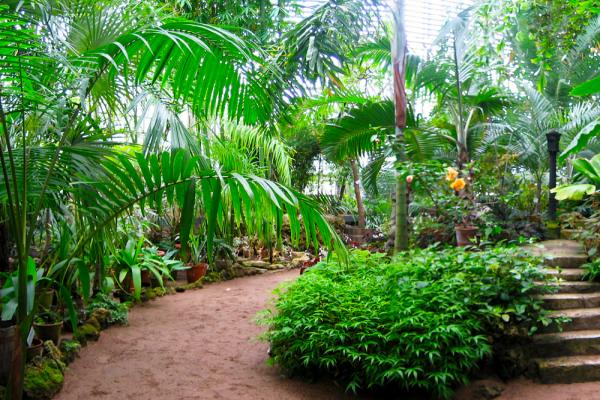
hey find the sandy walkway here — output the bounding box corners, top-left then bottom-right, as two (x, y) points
(56, 269), (353, 400)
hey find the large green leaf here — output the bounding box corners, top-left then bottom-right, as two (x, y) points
(552, 184), (596, 200)
(571, 75), (600, 97)
(560, 120), (600, 160)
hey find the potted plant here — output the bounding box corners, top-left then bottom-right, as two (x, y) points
(27, 338), (44, 361)
(37, 287), (55, 311)
(0, 319), (17, 384)
(33, 310), (63, 345)
(186, 234), (209, 283)
(446, 167), (479, 246)
(1, 265), (43, 381)
(112, 238), (173, 300)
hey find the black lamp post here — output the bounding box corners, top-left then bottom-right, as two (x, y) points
(546, 130), (561, 221)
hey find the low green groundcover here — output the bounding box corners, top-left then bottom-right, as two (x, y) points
(259, 246), (552, 398)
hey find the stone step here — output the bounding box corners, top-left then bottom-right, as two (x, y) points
(540, 293), (600, 310)
(538, 281), (600, 294)
(545, 307), (600, 333)
(534, 330), (600, 358)
(536, 355), (600, 383)
(544, 255), (589, 269)
(544, 268), (586, 281)
(344, 225), (367, 235)
(347, 234), (366, 243)
(525, 240), (587, 269)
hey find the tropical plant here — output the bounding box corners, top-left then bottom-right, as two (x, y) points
(111, 238), (171, 300)
(552, 154), (600, 201)
(86, 293), (129, 326)
(430, 10), (509, 171)
(260, 247), (553, 398)
(0, 4), (346, 398)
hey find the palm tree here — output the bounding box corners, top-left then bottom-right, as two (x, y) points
(392, 0), (409, 251)
(0, 4), (344, 398)
(430, 10), (510, 171)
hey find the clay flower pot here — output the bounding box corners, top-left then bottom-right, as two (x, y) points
(33, 321), (63, 345)
(0, 323), (17, 383)
(38, 289), (55, 311)
(186, 263), (208, 283)
(27, 338), (44, 361)
(455, 226), (478, 247)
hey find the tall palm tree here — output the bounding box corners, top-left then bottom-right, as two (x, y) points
(392, 0), (409, 251)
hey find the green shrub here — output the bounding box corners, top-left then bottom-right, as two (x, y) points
(86, 293), (129, 325)
(259, 247), (551, 398)
(583, 259), (600, 281)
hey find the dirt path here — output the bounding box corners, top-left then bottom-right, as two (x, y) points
(56, 270), (353, 400)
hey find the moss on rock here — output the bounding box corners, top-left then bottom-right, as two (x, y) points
(88, 308), (111, 329)
(42, 341), (63, 369)
(73, 322), (100, 345)
(181, 280), (204, 290)
(23, 358), (64, 399)
(85, 316), (101, 331)
(59, 340), (81, 365)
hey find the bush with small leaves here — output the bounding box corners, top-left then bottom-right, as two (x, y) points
(259, 246), (552, 398)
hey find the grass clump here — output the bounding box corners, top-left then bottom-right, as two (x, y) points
(259, 246), (551, 398)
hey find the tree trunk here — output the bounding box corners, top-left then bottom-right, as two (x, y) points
(350, 159), (366, 228)
(0, 219), (9, 272)
(394, 130), (409, 252)
(338, 180), (346, 200)
(392, 0), (409, 252)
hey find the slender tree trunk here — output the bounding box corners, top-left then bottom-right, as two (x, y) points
(350, 159), (366, 228)
(394, 134), (409, 251)
(535, 177), (542, 214)
(393, 0), (409, 252)
(0, 218), (9, 272)
(338, 178), (346, 201)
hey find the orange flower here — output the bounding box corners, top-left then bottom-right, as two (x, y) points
(451, 178), (466, 192)
(445, 167), (458, 181)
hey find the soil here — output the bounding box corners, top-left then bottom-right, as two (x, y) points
(55, 269), (355, 400)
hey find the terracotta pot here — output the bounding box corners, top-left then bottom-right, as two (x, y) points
(38, 289), (55, 310)
(455, 226), (478, 247)
(186, 263), (208, 283)
(27, 338), (44, 361)
(0, 323), (17, 384)
(33, 321), (63, 345)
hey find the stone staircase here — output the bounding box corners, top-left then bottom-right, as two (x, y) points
(526, 240), (600, 383)
(344, 225), (369, 245)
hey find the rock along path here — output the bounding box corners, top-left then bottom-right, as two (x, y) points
(56, 269), (353, 400)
